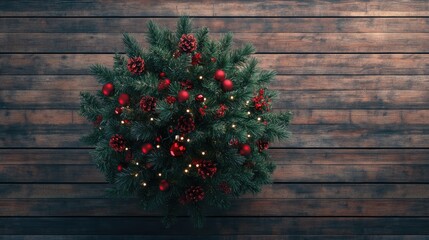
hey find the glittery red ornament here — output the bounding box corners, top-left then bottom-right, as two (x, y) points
(159, 72), (166, 78)
(114, 107), (123, 115)
(178, 34), (197, 53)
(159, 179), (170, 191)
(177, 90), (189, 102)
(170, 141), (186, 157)
(141, 143), (153, 154)
(239, 144), (252, 156)
(109, 134), (127, 152)
(177, 115), (195, 134)
(158, 78), (171, 91)
(184, 186), (205, 203)
(191, 52), (202, 65)
(195, 94), (204, 102)
(222, 79), (233, 92)
(118, 93), (130, 106)
(117, 164), (123, 172)
(139, 96), (157, 112)
(256, 139), (269, 152)
(166, 96), (177, 104)
(195, 159), (217, 179)
(214, 69), (225, 81)
(127, 56), (145, 75)
(102, 83), (115, 96)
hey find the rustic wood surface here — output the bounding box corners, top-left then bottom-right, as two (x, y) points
(1, 0), (428, 238)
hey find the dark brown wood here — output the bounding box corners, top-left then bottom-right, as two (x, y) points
(1, 0), (428, 17)
(2, 18), (429, 33)
(2, 54), (429, 75)
(2, 183), (428, 199)
(3, 33), (429, 53)
(1, 217), (429, 235)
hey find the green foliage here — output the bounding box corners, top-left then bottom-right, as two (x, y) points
(79, 17), (291, 228)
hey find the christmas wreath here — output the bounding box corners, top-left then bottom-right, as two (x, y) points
(80, 17), (291, 227)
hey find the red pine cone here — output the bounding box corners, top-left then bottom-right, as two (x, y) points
(252, 88), (271, 111)
(140, 96), (157, 112)
(109, 134), (127, 152)
(191, 52), (202, 65)
(184, 186), (205, 203)
(219, 181), (232, 194)
(195, 159), (217, 179)
(256, 139), (269, 152)
(178, 34), (197, 53)
(127, 57), (145, 75)
(216, 104), (228, 118)
(177, 115), (195, 134)
(180, 79), (194, 90)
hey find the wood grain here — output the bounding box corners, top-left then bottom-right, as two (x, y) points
(2, 54), (429, 75)
(3, 33), (429, 53)
(1, 0), (428, 17)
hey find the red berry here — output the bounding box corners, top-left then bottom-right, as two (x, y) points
(159, 179), (169, 191)
(214, 69), (226, 81)
(102, 83), (115, 96)
(117, 164), (123, 172)
(141, 143), (153, 154)
(118, 93), (130, 106)
(159, 72), (166, 78)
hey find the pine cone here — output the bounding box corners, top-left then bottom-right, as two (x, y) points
(177, 115), (195, 134)
(195, 159), (217, 179)
(127, 57), (145, 75)
(178, 34), (197, 53)
(256, 139), (269, 152)
(109, 134), (127, 152)
(140, 96), (157, 112)
(219, 181), (232, 194)
(185, 186), (205, 203)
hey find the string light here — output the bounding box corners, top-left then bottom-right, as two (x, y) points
(196, 164), (200, 168)
(141, 182), (147, 187)
(230, 96), (234, 100)
(134, 173), (139, 177)
(199, 76), (203, 80)
(184, 169), (189, 173)
(135, 162), (139, 166)
(121, 120), (125, 124)
(232, 124), (236, 128)
(150, 117), (154, 121)
(158, 173), (162, 177)
(156, 145), (160, 148)
(204, 98), (207, 101)
(257, 117), (261, 121)
(125, 147), (129, 151)
(247, 111), (251, 115)
(246, 101), (250, 105)
(201, 151), (206, 156)
(188, 164), (192, 168)
(186, 138), (191, 142)
(247, 134), (251, 138)
(186, 109), (191, 113)
(180, 136), (184, 141)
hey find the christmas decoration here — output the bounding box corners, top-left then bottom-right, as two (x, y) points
(127, 56), (145, 75)
(80, 17), (291, 228)
(102, 82), (115, 96)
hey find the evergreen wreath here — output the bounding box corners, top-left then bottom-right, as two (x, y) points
(80, 17), (291, 227)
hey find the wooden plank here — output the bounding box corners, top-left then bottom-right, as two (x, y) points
(3, 33), (429, 53)
(2, 149), (428, 165)
(1, 198), (428, 216)
(2, 123), (428, 148)
(2, 18), (429, 33)
(2, 75), (429, 91)
(2, 89), (428, 109)
(2, 54), (429, 75)
(2, 183), (428, 199)
(1, 164), (428, 183)
(1, 217), (428, 235)
(1, 0), (428, 17)
(2, 109), (429, 126)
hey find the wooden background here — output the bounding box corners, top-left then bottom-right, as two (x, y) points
(1, 0), (429, 239)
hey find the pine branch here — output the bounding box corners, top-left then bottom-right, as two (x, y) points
(176, 16), (192, 39)
(123, 33), (143, 57)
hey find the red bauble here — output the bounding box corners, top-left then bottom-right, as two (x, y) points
(159, 179), (170, 191)
(127, 57), (145, 75)
(170, 141), (186, 157)
(222, 79), (233, 92)
(117, 164), (123, 172)
(195, 94), (204, 102)
(177, 90), (189, 103)
(159, 72), (166, 78)
(114, 107), (123, 115)
(118, 93), (130, 106)
(239, 144), (252, 156)
(214, 69), (226, 81)
(102, 83), (115, 96)
(158, 78), (171, 91)
(141, 143), (153, 154)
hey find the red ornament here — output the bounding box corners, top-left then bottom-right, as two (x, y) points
(141, 143), (153, 154)
(191, 52), (202, 65)
(159, 72), (166, 78)
(166, 96), (177, 104)
(170, 141), (186, 157)
(127, 57), (145, 75)
(159, 179), (170, 191)
(177, 90), (189, 102)
(117, 164), (123, 172)
(118, 93), (130, 106)
(178, 34), (198, 53)
(214, 69), (226, 81)
(195, 94), (204, 102)
(177, 115), (195, 134)
(140, 96), (157, 112)
(102, 83), (115, 96)
(239, 144), (252, 156)
(109, 134), (127, 152)
(158, 78), (171, 91)
(222, 79), (233, 92)
(114, 107), (123, 115)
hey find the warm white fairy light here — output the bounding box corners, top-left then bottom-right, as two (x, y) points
(184, 169), (189, 173)
(180, 136), (184, 141)
(196, 164), (200, 168)
(135, 162), (139, 166)
(150, 117), (154, 121)
(246, 100), (250, 105)
(247, 134), (251, 138)
(201, 151), (206, 156)
(188, 164), (192, 168)
(199, 76), (203, 80)
(247, 111), (251, 115)
(134, 173), (139, 177)
(158, 173), (162, 177)
(156, 145), (160, 148)
(142, 182), (147, 187)
(257, 117), (261, 121)
(232, 124), (236, 128)
(186, 109), (191, 113)
(204, 98), (207, 101)
(187, 138), (191, 142)
(121, 120), (125, 124)
(230, 96), (234, 100)
(125, 147), (129, 151)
